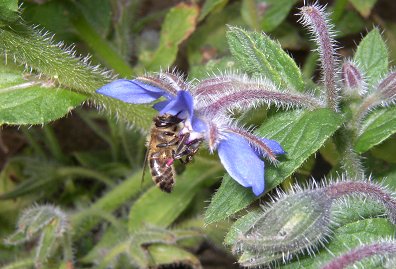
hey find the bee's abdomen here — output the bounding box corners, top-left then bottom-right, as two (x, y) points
(149, 152), (175, 193)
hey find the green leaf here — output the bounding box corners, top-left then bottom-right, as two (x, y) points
(349, 0), (378, 18)
(0, 62), (86, 125)
(355, 107), (396, 153)
(0, 87), (86, 126)
(35, 222), (59, 266)
(354, 28), (388, 89)
(128, 158), (222, 231)
(187, 2), (243, 66)
(334, 10), (365, 38)
(147, 244), (201, 268)
(259, 0), (299, 32)
(23, 1), (75, 41)
(145, 3), (199, 70)
(282, 218), (396, 268)
(227, 26), (305, 91)
(241, 0), (259, 29)
(205, 109), (343, 224)
(0, 0), (19, 25)
(74, 0), (112, 36)
(224, 209), (261, 245)
(4, 229), (29, 245)
(189, 57), (238, 80)
(371, 135), (396, 163)
(199, 0), (229, 21)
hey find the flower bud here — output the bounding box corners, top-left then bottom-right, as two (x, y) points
(341, 61), (366, 96)
(233, 189), (333, 267)
(377, 70), (396, 105)
(4, 205), (71, 268)
(229, 178), (396, 267)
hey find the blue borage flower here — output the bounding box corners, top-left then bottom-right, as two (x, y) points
(96, 72), (310, 196)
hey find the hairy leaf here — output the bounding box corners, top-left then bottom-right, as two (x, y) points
(354, 28), (388, 90)
(0, 84), (86, 125)
(205, 109), (343, 223)
(227, 26), (305, 91)
(355, 107), (396, 153)
(0, 61), (85, 125)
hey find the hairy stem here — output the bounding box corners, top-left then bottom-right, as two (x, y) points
(325, 181), (396, 223)
(300, 5), (339, 111)
(321, 242), (396, 269)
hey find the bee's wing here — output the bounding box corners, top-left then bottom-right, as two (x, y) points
(141, 148), (149, 187)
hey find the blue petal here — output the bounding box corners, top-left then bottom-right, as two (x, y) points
(217, 133), (265, 196)
(152, 100), (171, 111)
(191, 116), (207, 132)
(96, 79), (166, 104)
(158, 90), (194, 120)
(261, 138), (286, 155)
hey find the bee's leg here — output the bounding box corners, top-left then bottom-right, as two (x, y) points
(176, 138), (203, 163)
(179, 145), (201, 164)
(173, 133), (190, 161)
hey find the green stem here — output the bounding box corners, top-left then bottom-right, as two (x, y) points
(353, 94), (380, 130)
(20, 127), (46, 158)
(333, 127), (364, 178)
(71, 15), (134, 77)
(77, 110), (112, 146)
(56, 166), (115, 187)
(107, 118), (121, 161)
(43, 125), (67, 163)
(120, 125), (142, 167)
(62, 233), (74, 267)
(97, 241), (129, 269)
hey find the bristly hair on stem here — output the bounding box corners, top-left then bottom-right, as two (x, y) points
(193, 72), (323, 115)
(353, 70), (396, 129)
(136, 69), (190, 97)
(298, 3), (339, 111)
(321, 240), (396, 269)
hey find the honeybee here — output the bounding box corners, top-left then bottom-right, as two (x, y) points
(143, 114), (202, 192)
